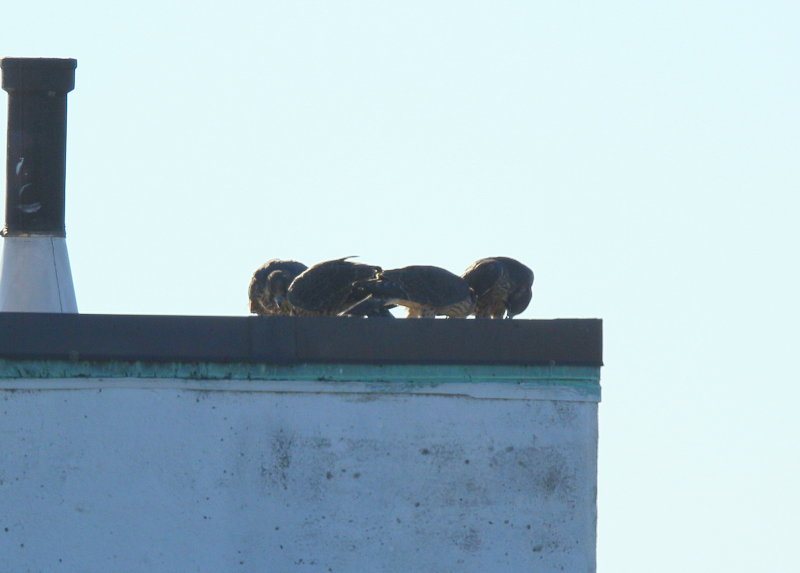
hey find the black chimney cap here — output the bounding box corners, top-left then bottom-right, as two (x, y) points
(1, 58), (77, 93)
(2, 57), (77, 237)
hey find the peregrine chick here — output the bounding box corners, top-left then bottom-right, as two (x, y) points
(287, 257), (382, 316)
(462, 256), (534, 318)
(353, 265), (475, 318)
(248, 259), (308, 315)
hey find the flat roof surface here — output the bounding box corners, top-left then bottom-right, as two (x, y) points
(0, 313), (602, 366)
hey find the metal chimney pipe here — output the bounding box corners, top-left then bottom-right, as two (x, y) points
(0, 57), (78, 312)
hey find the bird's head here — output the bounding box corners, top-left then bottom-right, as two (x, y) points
(267, 270), (293, 309)
(506, 287), (532, 318)
(248, 267), (272, 313)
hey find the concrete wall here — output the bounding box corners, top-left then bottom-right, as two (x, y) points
(0, 362), (600, 572)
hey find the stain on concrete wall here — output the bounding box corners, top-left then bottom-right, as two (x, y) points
(0, 372), (599, 572)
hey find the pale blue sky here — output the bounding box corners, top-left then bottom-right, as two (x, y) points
(3, 1), (799, 570)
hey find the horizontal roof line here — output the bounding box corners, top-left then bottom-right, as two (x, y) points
(0, 313), (603, 367)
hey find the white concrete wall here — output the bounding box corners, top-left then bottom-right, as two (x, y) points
(0, 372), (599, 572)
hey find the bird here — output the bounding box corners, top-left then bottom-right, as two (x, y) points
(287, 257), (382, 316)
(352, 265), (475, 318)
(339, 296), (396, 318)
(461, 257), (534, 319)
(248, 259), (308, 315)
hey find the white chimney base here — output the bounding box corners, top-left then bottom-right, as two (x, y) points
(0, 236), (77, 313)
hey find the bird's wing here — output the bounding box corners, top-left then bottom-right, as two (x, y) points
(462, 259), (503, 296)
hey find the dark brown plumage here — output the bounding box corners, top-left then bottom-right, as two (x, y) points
(248, 259), (308, 315)
(287, 257), (382, 316)
(353, 265), (475, 318)
(462, 257), (534, 318)
(340, 296), (397, 318)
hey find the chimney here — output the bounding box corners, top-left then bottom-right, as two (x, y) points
(0, 57), (77, 312)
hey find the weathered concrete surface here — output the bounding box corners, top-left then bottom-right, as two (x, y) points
(0, 370), (599, 572)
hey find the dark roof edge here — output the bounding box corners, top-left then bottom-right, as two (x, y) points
(0, 313), (602, 367)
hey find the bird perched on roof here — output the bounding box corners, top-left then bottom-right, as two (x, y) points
(249, 259), (308, 315)
(287, 257), (382, 316)
(461, 257), (534, 319)
(353, 265), (475, 318)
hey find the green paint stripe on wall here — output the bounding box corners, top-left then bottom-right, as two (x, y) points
(0, 359), (600, 386)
